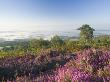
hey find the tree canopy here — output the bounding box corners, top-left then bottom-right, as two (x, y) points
(78, 24), (95, 42)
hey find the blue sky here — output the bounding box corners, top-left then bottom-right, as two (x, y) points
(0, 0), (110, 31)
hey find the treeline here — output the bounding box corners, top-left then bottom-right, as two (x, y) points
(1, 24), (110, 57)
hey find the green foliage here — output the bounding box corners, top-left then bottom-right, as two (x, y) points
(65, 40), (80, 52)
(78, 24), (95, 42)
(29, 38), (50, 53)
(31, 39), (50, 48)
(93, 35), (110, 48)
(50, 35), (64, 49)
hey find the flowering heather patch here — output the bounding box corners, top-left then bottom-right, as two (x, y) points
(54, 66), (92, 82)
(0, 50), (76, 82)
(16, 66), (109, 82)
(0, 49), (110, 82)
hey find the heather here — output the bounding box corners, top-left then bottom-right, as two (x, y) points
(0, 48), (110, 82)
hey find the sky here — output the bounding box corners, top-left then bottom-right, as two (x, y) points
(0, 0), (110, 31)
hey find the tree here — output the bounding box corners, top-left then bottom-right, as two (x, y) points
(78, 24), (95, 42)
(29, 39), (50, 53)
(94, 35), (110, 48)
(50, 35), (64, 49)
